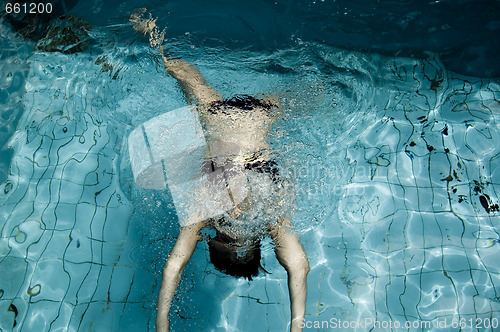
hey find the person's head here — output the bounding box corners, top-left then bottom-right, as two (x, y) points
(208, 231), (265, 281)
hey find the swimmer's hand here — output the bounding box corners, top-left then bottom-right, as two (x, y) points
(229, 205), (242, 219)
(130, 8), (165, 48)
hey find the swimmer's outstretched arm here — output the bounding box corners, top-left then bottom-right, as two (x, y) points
(130, 8), (221, 107)
(157, 221), (205, 332)
(271, 218), (310, 332)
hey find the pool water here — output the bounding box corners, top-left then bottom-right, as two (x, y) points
(1, 1), (499, 331)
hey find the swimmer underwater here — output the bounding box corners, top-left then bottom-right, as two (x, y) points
(129, 9), (309, 332)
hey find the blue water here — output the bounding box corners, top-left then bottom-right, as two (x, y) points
(1, 1), (499, 331)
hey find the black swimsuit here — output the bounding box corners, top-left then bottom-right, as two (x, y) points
(203, 154), (280, 185)
(243, 153), (280, 184)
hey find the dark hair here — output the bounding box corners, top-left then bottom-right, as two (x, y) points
(208, 95), (277, 114)
(208, 231), (265, 280)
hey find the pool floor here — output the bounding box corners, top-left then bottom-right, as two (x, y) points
(0, 20), (499, 332)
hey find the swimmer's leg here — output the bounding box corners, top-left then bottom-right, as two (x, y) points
(271, 218), (310, 332)
(129, 9), (221, 107)
(157, 221), (205, 332)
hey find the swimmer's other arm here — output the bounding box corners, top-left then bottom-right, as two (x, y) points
(271, 218), (310, 332)
(130, 9), (221, 107)
(156, 221), (205, 332)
